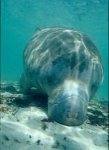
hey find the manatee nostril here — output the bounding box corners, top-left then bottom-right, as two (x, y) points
(65, 108), (78, 119)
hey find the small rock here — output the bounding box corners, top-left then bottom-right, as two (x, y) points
(42, 123), (48, 130)
(36, 140), (41, 145)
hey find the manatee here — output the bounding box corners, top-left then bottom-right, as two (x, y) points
(20, 28), (104, 126)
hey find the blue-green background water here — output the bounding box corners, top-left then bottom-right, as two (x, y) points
(1, 0), (108, 100)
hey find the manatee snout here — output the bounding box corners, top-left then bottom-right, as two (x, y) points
(48, 95), (88, 126)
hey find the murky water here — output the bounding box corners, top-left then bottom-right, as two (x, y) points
(1, 0), (108, 99)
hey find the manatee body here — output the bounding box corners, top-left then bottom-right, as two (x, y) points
(20, 28), (104, 126)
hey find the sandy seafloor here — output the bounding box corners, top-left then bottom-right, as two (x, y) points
(0, 81), (108, 150)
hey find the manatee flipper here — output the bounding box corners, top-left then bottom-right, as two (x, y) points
(20, 73), (32, 94)
(20, 72), (45, 95)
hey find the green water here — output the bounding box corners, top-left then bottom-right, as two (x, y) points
(1, 0), (108, 99)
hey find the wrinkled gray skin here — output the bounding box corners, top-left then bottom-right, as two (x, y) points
(20, 28), (104, 126)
